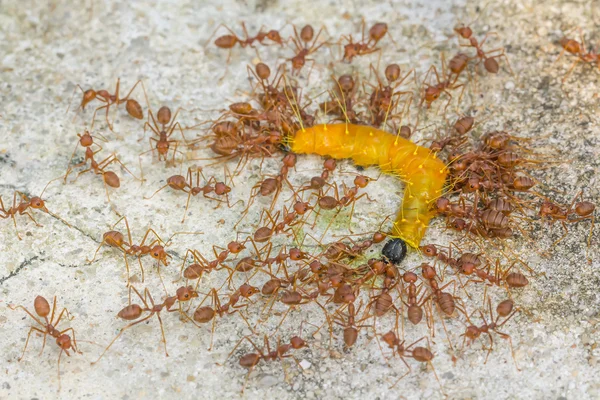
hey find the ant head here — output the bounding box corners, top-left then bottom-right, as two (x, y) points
(420, 244), (438, 257)
(454, 25), (472, 39)
(402, 271), (418, 283)
(151, 245), (167, 263)
(539, 201), (557, 216)
(343, 44), (359, 61)
(240, 283), (260, 297)
(435, 197), (450, 212)
(461, 262), (476, 275)
(214, 182), (230, 195)
(465, 177), (480, 192)
(381, 331), (398, 348)
(79, 131), (94, 147)
(465, 325), (480, 339)
(176, 286), (199, 301)
(420, 263), (436, 279)
(452, 218), (466, 231)
(337, 75), (355, 92)
(56, 334), (72, 350)
(29, 197), (47, 211)
(354, 175), (370, 188)
(424, 86), (441, 102)
(290, 336), (307, 349)
(157, 141), (169, 154)
(293, 200), (310, 215)
(81, 89), (97, 108)
(291, 54), (305, 69)
(227, 241), (245, 253)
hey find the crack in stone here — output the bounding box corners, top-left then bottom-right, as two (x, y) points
(0, 255), (41, 286)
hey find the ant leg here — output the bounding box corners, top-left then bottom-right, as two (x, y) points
(91, 313), (154, 364)
(495, 330), (521, 371)
(22, 211), (42, 227)
(155, 312), (169, 357)
(18, 326), (47, 361)
(144, 184), (170, 200)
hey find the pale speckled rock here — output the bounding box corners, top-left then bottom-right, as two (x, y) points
(1, 0), (599, 400)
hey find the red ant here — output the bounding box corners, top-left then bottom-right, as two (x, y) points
(92, 285), (198, 362)
(63, 129), (108, 183)
(401, 271), (427, 325)
(555, 28), (598, 82)
(64, 136), (139, 207)
(10, 296), (82, 390)
(454, 24), (513, 75)
(145, 166), (240, 222)
(87, 216), (177, 285)
(225, 334), (307, 393)
(68, 78), (146, 131)
(420, 54), (466, 113)
(341, 21), (391, 62)
(209, 22), (285, 61)
(191, 284), (259, 350)
(289, 24), (328, 75)
(538, 191), (595, 258)
(331, 301), (370, 347)
(139, 105), (190, 171)
(461, 297), (520, 370)
(366, 63), (415, 128)
(378, 329), (442, 391)
(0, 177), (70, 240)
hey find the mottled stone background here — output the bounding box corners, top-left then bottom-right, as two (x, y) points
(0, 0), (599, 399)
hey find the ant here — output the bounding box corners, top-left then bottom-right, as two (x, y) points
(331, 301), (370, 348)
(68, 78), (146, 131)
(87, 216), (176, 285)
(288, 24), (328, 76)
(401, 271), (427, 325)
(64, 138), (139, 208)
(0, 177), (70, 240)
(378, 329), (443, 391)
(92, 285), (198, 362)
(538, 191), (595, 259)
(210, 22), (285, 62)
(420, 54), (466, 113)
(454, 24), (513, 75)
(341, 21), (391, 62)
(145, 166), (240, 222)
(461, 297), (520, 370)
(191, 284), (259, 350)
(10, 296), (82, 390)
(139, 105), (190, 171)
(225, 334), (307, 393)
(63, 129), (108, 183)
(365, 63), (415, 128)
(555, 28), (598, 82)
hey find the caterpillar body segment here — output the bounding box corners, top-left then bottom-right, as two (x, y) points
(291, 123), (447, 247)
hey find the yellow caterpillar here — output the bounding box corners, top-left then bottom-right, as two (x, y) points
(290, 123), (447, 248)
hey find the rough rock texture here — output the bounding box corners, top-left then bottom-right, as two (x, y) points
(0, 0), (599, 399)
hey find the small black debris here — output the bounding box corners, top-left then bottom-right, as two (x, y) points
(382, 238), (407, 264)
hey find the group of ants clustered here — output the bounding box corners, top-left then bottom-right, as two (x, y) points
(4, 20), (597, 395)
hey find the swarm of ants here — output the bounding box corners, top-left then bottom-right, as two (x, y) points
(5, 19), (597, 395)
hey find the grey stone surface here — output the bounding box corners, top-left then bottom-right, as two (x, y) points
(0, 0), (599, 399)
